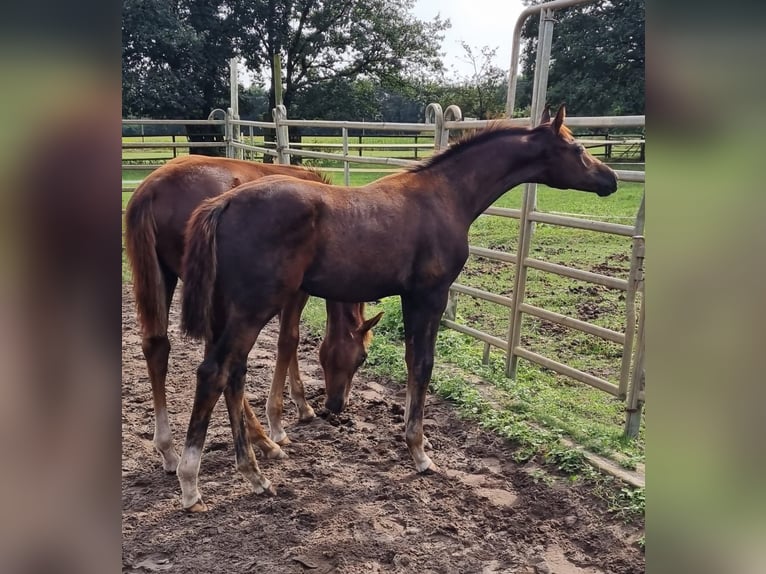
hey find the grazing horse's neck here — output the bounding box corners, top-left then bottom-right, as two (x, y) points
(415, 129), (545, 226)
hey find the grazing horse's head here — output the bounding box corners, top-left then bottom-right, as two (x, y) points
(535, 105), (618, 197)
(319, 306), (384, 414)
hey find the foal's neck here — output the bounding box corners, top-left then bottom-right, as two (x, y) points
(426, 131), (544, 225)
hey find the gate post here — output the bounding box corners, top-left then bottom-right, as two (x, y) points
(229, 57), (241, 159)
(273, 104), (291, 165)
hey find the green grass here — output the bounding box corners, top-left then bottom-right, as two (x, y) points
(121, 141), (646, 472)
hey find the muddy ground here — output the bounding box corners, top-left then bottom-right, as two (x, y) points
(122, 286), (644, 574)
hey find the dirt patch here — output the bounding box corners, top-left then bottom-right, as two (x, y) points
(122, 286), (644, 574)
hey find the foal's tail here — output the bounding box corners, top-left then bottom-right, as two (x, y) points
(181, 197), (230, 340)
(125, 188), (167, 336)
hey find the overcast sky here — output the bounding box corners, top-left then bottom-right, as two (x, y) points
(241, 1), (526, 87)
(412, 0), (525, 78)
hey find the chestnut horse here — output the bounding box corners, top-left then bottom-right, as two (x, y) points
(178, 106), (618, 511)
(124, 156), (382, 472)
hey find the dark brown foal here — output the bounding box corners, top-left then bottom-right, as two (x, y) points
(178, 106), (618, 510)
(125, 156), (379, 472)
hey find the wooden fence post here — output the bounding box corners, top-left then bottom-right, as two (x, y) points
(273, 104), (290, 165)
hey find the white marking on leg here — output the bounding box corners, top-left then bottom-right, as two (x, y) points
(236, 449), (275, 495)
(266, 396), (289, 445)
(177, 446), (204, 509)
(154, 407), (180, 472)
(288, 366), (316, 422)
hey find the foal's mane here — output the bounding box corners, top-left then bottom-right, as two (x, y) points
(409, 120), (574, 173)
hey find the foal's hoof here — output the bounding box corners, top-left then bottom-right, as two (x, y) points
(254, 481), (277, 497)
(264, 445), (288, 460)
(414, 455), (438, 474)
(298, 409), (316, 423)
(275, 434), (292, 447)
(183, 498), (209, 513)
(158, 451), (180, 474)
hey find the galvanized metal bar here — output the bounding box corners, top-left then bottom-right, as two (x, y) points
(506, 8), (555, 378)
(230, 141), (279, 157)
(614, 170), (645, 183)
(617, 193), (645, 397)
(562, 116), (645, 128)
(506, 0), (607, 115)
(524, 257), (629, 290)
(122, 142), (225, 149)
(441, 320), (509, 352)
(617, 235), (644, 397)
(445, 118), (529, 130)
(280, 119), (435, 132)
(468, 246), (519, 264)
(342, 128), (350, 186)
(514, 346), (620, 396)
(231, 119), (278, 129)
(288, 142), (434, 149)
(483, 206), (522, 219)
(529, 211), (635, 236)
(283, 148), (416, 167)
(122, 119), (225, 125)
(442, 105), (463, 148)
(624, 274), (646, 437)
(425, 103), (444, 151)
(450, 283), (514, 308)
(122, 164), (164, 170)
(519, 302), (625, 344)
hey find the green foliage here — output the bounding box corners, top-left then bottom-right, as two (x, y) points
(122, 0), (449, 120)
(122, 0), (236, 118)
(441, 43), (508, 119)
(231, 0), (449, 111)
(372, 297), (405, 341)
(518, 0), (645, 117)
(608, 486), (646, 521)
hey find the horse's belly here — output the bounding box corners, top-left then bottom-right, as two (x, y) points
(301, 268), (405, 302)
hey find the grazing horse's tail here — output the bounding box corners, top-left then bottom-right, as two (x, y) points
(125, 188), (167, 336)
(181, 197), (230, 340)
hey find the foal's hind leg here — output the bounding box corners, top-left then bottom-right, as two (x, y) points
(178, 316), (277, 511)
(141, 269), (179, 472)
(266, 291), (312, 445)
(223, 329), (276, 499)
(242, 399), (287, 459)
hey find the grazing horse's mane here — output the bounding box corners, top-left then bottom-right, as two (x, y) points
(409, 120), (575, 174)
(307, 168), (333, 185)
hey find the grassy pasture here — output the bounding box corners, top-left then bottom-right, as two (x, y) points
(121, 138), (645, 471)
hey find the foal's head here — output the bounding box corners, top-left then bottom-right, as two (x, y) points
(319, 305), (384, 414)
(534, 105), (618, 197)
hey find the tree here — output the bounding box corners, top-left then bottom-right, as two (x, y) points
(122, 0), (239, 154)
(122, 0), (236, 118)
(230, 0), (449, 112)
(444, 43), (507, 119)
(517, 0), (644, 118)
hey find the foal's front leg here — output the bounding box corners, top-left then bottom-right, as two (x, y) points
(400, 291), (448, 473)
(266, 291), (312, 445)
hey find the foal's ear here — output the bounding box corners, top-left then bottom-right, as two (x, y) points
(553, 104), (567, 134)
(540, 106), (552, 124)
(360, 311), (384, 334)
